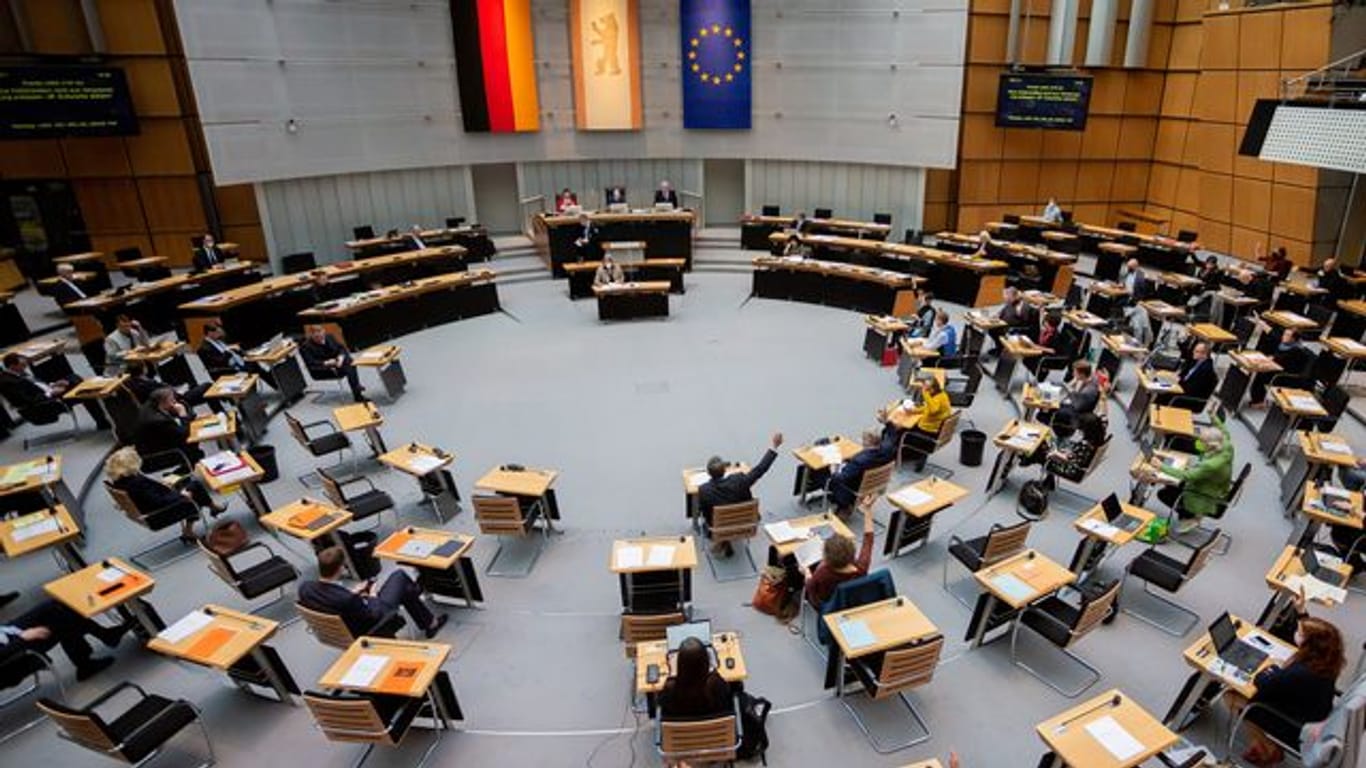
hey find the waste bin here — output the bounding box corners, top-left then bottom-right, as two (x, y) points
(959, 429), (987, 467)
(247, 444), (279, 483)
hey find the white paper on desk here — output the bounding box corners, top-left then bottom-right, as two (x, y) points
(1283, 574), (1347, 605)
(398, 539), (438, 559)
(795, 537), (824, 568)
(1078, 518), (1120, 539)
(989, 573), (1035, 603)
(1289, 396), (1322, 412)
(764, 521), (802, 544)
(408, 455), (443, 474)
(11, 517), (61, 542)
(96, 566), (125, 583)
(339, 653), (389, 687)
(615, 546), (644, 569)
(1319, 439), (1352, 454)
(212, 466), (258, 486)
(1084, 715), (1144, 761)
(1007, 435), (1036, 450)
(646, 545), (676, 567)
(1245, 631), (1294, 664)
(158, 610), (214, 643)
(891, 486), (933, 508)
(813, 444), (844, 465)
(687, 471), (711, 488)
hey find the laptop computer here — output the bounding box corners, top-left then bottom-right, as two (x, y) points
(1101, 493), (1143, 533)
(1299, 548), (1347, 587)
(1208, 612), (1268, 675)
(666, 620), (712, 652)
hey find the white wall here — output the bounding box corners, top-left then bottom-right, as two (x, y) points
(747, 160), (925, 235)
(174, 0), (968, 185)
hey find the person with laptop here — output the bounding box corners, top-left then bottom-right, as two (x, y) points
(297, 546), (448, 639)
(1232, 616), (1345, 765)
(658, 636), (731, 720)
(803, 496), (876, 608)
(1156, 416), (1232, 534)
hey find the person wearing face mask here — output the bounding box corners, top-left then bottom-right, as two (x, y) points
(593, 254), (624, 288)
(1248, 328), (1314, 408)
(192, 233), (227, 272)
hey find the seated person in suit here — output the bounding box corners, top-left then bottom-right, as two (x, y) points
(893, 377), (953, 473)
(134, 387), (203, 466)
(1316, 257), (1355, 305)
(1052, 360), (1100, 432)
(659, 637), (733, 720)
(989, 286), (1035, 355)
(198, 322), (274, 388)
(1, 596), (128, 681)
(105, 446), (223, 542)
(605, 185), (627, 206)
(1022, 412), (1107, 489)
(1176, 341), (1218, 402)
(1120, 258), (1150, 306)
(592, 254), (625, 288)
(698, 432), (782, 556)
(908, 291), (936, 338)
(1232, 616), (1344, 766)
(298, 546), (447, 639)
(0, 352), (109, 430)
(827, 429), (894, 517)
(804, 496), (876, 608)
(300, 325), (365, 402)
(123, 361), (214, 412)
(921, 310), (957, 357)
(1156, 418), (1232, 533)
(555, 187), (578, 213)
(191, 233), (228, 272)
(50, 264), (89, 307)
(573, 213), (600, 262)
(1248, 329), (1313, 407)
(103, 314), (151, 375)
(654, 180), (679, 208)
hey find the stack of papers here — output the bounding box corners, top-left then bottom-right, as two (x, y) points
(1288, 395), (1323, 412)
(1084, 716), (1144, 761)
(96, 565), (126, 583)
(10, 516), (61, 542)
(408, 455), (444, 473)
(1283, 574), (1347, 604)
(1079, 517), (1120, 539)
(646, 545), (675, 566)
(398, 539), (438, 559)
(837, 617), (877, 650)
(339, 654), (389, 687)
(157, 610), (215, 643)
(615, 546), (644, 569)
(198, 415), (228, 437)
(764, 521), (804, 544)
(890, 486), (933, 508)
(1318, 439), (1352, 455)
(989, 573), (1036, 602)
(795, 537), (823, 568)
(687, 471), (712, 488)
(813, 444), (844, 466)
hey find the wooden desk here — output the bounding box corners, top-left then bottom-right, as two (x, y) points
(592, 280), (671, 321)
(823, 596), (939, 693)
(1072, 501), (1155, 576)
(1258, 387), (1326, 462)
(751, 255), (924, 316)
(261, 498), (357, 576)
(968, 550), (1075, 647)
(1167, 614), (1295, 728)
(763, 512), (853, 560)
(993, 334), (1049, 395)
(66, 263), (260, 350)
(204, 372), (267, 443)
(318, 637), (459, 728)
(1298, 484), (1364, 555)
(243, 337), (306, 403)
(123, 340), (196, 387)
(563, 259), (686, 298)
(1187, 322), (1237, 347)
(1123, 369), (1181, 437)
(864, 314), (909, 361)
(148, 604), (295, 704)
(1020, 382), (1064, 422)
(348, 344), (407, 400)
(682, 463), (750, 526)
(1263, 545), (1350, 617)
(0, 505), (84, 571)
(1280, 431), (1355, 512)
(537, 209), (694, 276)
(474, 466), (562, 529)
(45, 558), (161, 636)
(1128, 449), (1195, 507)
(0, 455), (85, 529)
(1218, 349), (1281, 413)
(333, 402), (387, 456)
(376, 528), (482, 607)
(379, 443), (460, 523)
(635, 631), (745, 717)
(986, 420), (1051, 494)
(188, 411), (238, 450)
(345, 225), (493, 261)
(298, 270), (499, 351)
(611, 535), (697, 613)
(1062, 309), (1107, 330)
(1149, 405), (1195, 440)
(884, 477), (968, 557)
(791, 436), (862, 504)
(197, 451), (270, 518)
(1261, 309), (1319, 332)
(1037, 689), (1177, 768)
(61, 374), (138, 439)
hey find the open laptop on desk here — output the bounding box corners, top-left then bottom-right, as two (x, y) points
(1300, 548), (1348, 587)
(666, 620), (712, 652)
(1208, 612), (1270, 675)
(1101, 493), (1143, 533)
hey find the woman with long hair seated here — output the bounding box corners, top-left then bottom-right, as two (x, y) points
(658, 637), (732, 720)
(104, 446), (225, 542)
(1234, 616), (1345, 765)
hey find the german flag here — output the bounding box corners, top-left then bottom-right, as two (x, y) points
(451, 0), (540, 133)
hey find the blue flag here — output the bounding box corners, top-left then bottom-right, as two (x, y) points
(680, 0), (751, 129)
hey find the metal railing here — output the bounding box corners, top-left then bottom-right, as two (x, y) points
(518, 195), (546, 240)
(1281, 48), (1366, 104)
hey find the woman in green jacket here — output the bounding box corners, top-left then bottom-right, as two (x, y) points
(1156, 417), (1232, 533)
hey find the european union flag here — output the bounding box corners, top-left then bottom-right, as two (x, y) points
(680, 0), (751, 129)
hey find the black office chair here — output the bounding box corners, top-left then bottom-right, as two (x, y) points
(3, 394), (79, 450)
(38, 682), (214, 767)
(1176, 229), (1198, 243)
(873, 213), (892, 225)
(317, 466), (393, 526)
(1010, 579), (1121, 697)
(814, 207), (833, 219)
(1064, 283), (1084, 309)
(944, 355), (982, 408)
(1306, 385), (1350, 433)
(198, 539), (299, 618)
(1301, 304), (1334, 341)
(761, 205), (780, 216)
(281, 251), (317, 275)
(105, 480), (204, 570)
(284, 411), (352, 485)
(113, 247), (142, 265)
(445, 217), (466, 229)
(0, 649), (63, 743)
(942, 521), (1031, 606)
(903, 228), (923, 245)
(1120, 527), (1221, 636)
(352, 225), (375, 241)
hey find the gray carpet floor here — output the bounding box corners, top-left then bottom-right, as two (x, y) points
(0, 261), (1362, 768)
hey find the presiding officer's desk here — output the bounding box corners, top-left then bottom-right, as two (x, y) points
(536, 209), (695, 276)
(180, 246), (469, 348)
(345, 224), (495, 261)
(751, 255), (923, 316)
(563, 259), (685, 298)
(766, 233), (1007, 308)
(298, 269), (499, 350)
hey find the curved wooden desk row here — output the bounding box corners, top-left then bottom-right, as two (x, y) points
(751, 256), (922, 316)
(741, 215), (893, 250)
(66, 263), (263, 348)
(932, 232), (1077, 297)
(989, 216), (1196, 279)
(535, 210), (695, 277)
(179, 247), (470, 349)
(563, 259), (686, 298)
(299, 270), (500, 350)
(769, 232), (1008, 308)
(344, 225), (495, 261)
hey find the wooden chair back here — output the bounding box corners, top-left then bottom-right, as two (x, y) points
(104, 483), (149, 529)
(196, 540), (236, 588)
(874, 635), (945, 699)
(1073, 581), (1121, 640)
(296, 602), (357, 650)
(857, 461), (895, 497)
(472, 495), (529, 537)
(284, 412), (310, 449)
(303, 693), (397, 746)
(982, 521), (1031, 565)
(36, 701), (118, 754)
(315, 468), (347, 509)
(620, 612), (686, 658)
(710, 499), (760, 544)
(659, 715), (738, 763)
(1185, 529), (1221, 580)
(934, 409), (962, 449)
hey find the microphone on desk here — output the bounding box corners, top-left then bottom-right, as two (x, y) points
(1055, 693), (1124, 733)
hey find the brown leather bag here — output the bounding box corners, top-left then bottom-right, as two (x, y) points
(206, 520), (248, 556)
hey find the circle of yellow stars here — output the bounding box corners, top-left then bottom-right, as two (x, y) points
(687, 23), (745, 86)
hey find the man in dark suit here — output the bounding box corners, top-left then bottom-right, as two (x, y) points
(50, 264), (89, 307)
(573, 213), (600, 262)
(197, 322), (273, 388)
(988, 286), (1036, 355)
(1250, 328), (1315, 407)
(1177, 341), (1219, 401)
(297, 546), (446, 638)
(300, 325), (365, 402)
(698, 431), (783, 556)
(191, 233), (227, 272)
(1121, 258), (1150, 305)
(654, 180), (679, 208)
(1317, 258), (1355, 305)
(0, 353), (110, 430)
(0, 596), (127, 681)
(134, 387), (202, 466)
(827, 429), (893, 517)
(605, 185), (627, 206)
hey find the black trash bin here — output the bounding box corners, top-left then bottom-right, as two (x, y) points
(247, 444), (279, 483)
(959, 429), (987, 467)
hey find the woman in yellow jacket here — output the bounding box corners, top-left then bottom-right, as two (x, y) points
(899, 378), (953, 472)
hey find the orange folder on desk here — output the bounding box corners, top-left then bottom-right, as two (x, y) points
(185, 627), (237, 659)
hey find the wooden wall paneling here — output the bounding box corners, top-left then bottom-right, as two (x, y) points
(1111, 161), (1151, 201)
(1230, 227), (1269, 262)
(964, 65), (1003, 112)
(1089, 71), (1128, 115)
(1153, 0), (1178, 23)
(1041, 129), (1084, 159)
(1117, 117), (1158, 159)
(94, 0), (167, 54)
(1145, 23), (1173, 68)
(1200, 15), (1238, 70)
(117, 58), (182, 117)
(90, 233), (153, 259)
(998, 160), (1041, 203)
(151, 231), (198, 267)
(1152, 119), (1188, 163)
(973, 0), (1012, 13)
(1080, 117), (1122, 159)
(1236, 11), (1281, 70)
(1200, 219), (1231, 253)
(1147, 162), (1180, 207)
(214, 184), (261, 226)
(1270, 183), (1316, 241)
(1231, 176), (1272, 230)
(1174, 0), (1205, 23)
(1170, 210), (1201, 237)
(1123, 72), (1165, 114)
(0, 140), (66, 178)
(961, 114), (1005, 160)
(968, 15), (1010, 64)
(125, 119), (195, 176)
(1167, 24), (1203, 70)
(1273, 161), (1318, 188)
(922, 203), (951, 232)
(1196, 122), (1235, 175)
(956, 205), (1003, 233)
(1020, 21), (1050, 63)
(1200, 171), (1233, 223)
(1236, 70), (1280, 126)
(137, 177), (207, 232)
(1195, 71), (1238, 124)
(1001, 129), (1044, 160)
(19, 0), (91, 53)
(1076, 162), (1116, 202)
(1181, 125), (1203, 167)
(60, 137), (132, 177)
(1175, 166), (1201, 213)
(958, 161), (1003, 205)
(1233, 153), (1274, 182)
(1038, 160), (1079, 203)
(73, 179), (146, 233)
(222, 225), (267, 261)
(1279, 6), (1331, 71)
(1073, 203), (1110, 225)
(1160, 73), (1197, 116)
